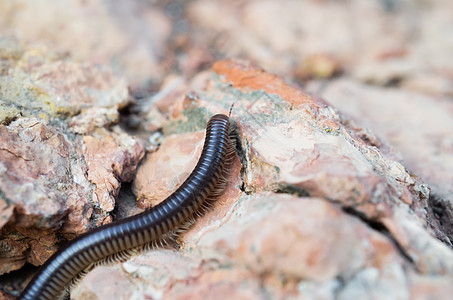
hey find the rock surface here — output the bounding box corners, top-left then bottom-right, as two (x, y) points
(0, 40), (144, 277)
(187, 0), (453, 96)
(70, 60), (453, 300)
(0, 1), (171, 88)
(0, 1), (452, 299)
(306, 78), (453, 246)
(3, 0), (452, 97)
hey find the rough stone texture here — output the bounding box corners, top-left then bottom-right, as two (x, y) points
(0, 37), (129, 122)
(212, 61), (452, 275)
(72, 60), (453, 299)
(0, 40), (144, 276)
(0, 118), (92, 274)
(1, 1), (452, 298)
(306, 78), (453, 246)
(82, 129), (145, 214)
(77, 194), (406, 299)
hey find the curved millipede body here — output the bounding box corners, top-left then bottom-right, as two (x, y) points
(19, 114), (234, 300)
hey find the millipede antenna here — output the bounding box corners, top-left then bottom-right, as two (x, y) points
(228, 103), (235, 117)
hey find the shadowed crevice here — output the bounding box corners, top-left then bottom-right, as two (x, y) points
(427, 194), (453, 248)
(341, 206), (415, 265)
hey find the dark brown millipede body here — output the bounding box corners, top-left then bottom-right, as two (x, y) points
(19, 114), (234, 300)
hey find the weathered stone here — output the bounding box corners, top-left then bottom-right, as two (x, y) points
(306, 78), (453, 246)
(213, 60), (452, 275)
(83, 129), (145, 216)
(0, 118), (93, 232)
(69, 107), (119, 135)
(196, 194), (409, 299)
(73, 60), (452, 299)
(2, 0), (451, 96)
(0, 118), (106, 273)
(73, 193), (450, 300)
(0, 39), (130, 122)
(0, 235), (29, 275)
(0, 41), (145, 275)
(31, 61), (129, 115)
(2, 1), (452, 297)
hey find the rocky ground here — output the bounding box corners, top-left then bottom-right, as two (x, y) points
(0, 1), (452, 299)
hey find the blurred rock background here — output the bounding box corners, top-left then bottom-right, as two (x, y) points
(0, 0), (452, 299)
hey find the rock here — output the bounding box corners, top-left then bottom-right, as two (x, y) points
(2, 0), (452, 297)
(306, 78), (453, 246)
(401, 73), (453, 97)
(196, 194), (404, 280)
(133, 131), (207, 208)
(69, 107), (119, 135)
(73, 194), (451, 300)
(0, 118), (94, 272)
(408, 274), (453, 300)
(3, 0), (452, 95)
(0, 234), (29, 275)
(82, 129), (145, 214)
(0, 1), (172, 88)
(0, 40), (144, 275)
(187, 0), (453, 96)
(72, 60), (452, 299)
(0, 37), (130, 122)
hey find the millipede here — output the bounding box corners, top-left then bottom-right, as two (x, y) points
(19, 113), (235, 300)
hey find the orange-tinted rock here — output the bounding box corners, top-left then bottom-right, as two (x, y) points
(213, 60), (313, 106)
(0, 236), (29, 275)
(72, 194), (435, 299)
(0, 118), (92, 232)
(0, 117), (144, 274)
(83, 131), (145, 215)
(133, 131), (206, 208)
(1, 0), (449, 297)
(211, 60), (453, 275)
(74, 60), (452, 299)
(0, 41), (145, 275)
(189, 0), (453, 96)
(197, 194), (403, 281)
(0, 117), (85, 275)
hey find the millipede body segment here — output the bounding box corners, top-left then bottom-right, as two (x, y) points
(19, 114), (234, 300)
